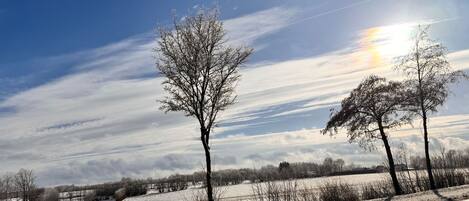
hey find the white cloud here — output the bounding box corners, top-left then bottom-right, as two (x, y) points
(1, 6), (469, 186)
(224, 7), (299, 47)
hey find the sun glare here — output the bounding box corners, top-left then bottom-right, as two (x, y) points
(361, 23), (415, 66)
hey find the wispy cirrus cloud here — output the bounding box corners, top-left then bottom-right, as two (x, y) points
(0, 6), (303, 185)
(224, 7), (299, 47)
(1, 5), (469, 187)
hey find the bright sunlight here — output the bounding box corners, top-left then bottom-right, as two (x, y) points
(361, 23), (415, 66)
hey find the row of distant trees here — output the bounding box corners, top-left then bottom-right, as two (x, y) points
(210, 157), (347, 185)
(53, 178), (147, 201)
(401, 148), (469, 170)
(154, 148), (469, 190)
(145, 157), (357, 190)
(7, 147), (468, 201)
(0, 159), (345, 200)
(0, 170), (150, 201)
(50, 147), (469, 197)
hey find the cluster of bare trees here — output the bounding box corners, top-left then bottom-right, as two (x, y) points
(47, 177), (147, 201)
(78, 178), (147, 200)
(399, 147), (469, 171)
(321, 158), (345, 174)
(358, 147), (469, 199)
(154, 6), (466, 199)
(0, 169), (38, 201)
(322, 25), (467, 195)
(150, 175), (189, 193)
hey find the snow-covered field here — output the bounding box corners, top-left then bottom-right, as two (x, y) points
(370, 184), (469, 201)
(125, 172), (390, 201)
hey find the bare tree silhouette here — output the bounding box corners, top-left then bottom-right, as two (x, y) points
(395, 25), (467, 190)
(322, 75), (412, 195)
(0, 173), (15, 201)
(14, 169), (36, 201)
(155, 9), (252, 201)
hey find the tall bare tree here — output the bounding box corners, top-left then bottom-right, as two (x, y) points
(155, 10), (252, 201)
(395, 25), (467, 189)
(14, 169), (36, 201)
(322, 75), (412, 195)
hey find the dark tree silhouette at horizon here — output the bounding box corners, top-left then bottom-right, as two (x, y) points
(395, 25), (467, 190)
(155, 9), (252, 201)
(322, 75), (412, 195)
(14, 169), (36, 201)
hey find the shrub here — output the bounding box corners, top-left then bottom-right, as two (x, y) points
(184, 186), (226, 201)
(84, 191), (96, 201)
(361, 180), (393, 200)
(40, 188), (59, 201)
(251, 180), (318, 201)
(114, 188), (126, 201)
(318, 181), (359, 201)
(124, 181), (147, 197)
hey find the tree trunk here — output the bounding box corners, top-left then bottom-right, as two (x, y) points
(416, 42), (436, 190)
(379, 123), (402, 195)
(201, 128), (214, 201)
(422, 114), (436, 189)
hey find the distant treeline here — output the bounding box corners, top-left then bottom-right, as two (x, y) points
(69, 147), (469, 197)
(51, 156), (354, 198)
(152, 156), (351, 189)
(2, 148), (468, 201)
(399, 148), (469, 170)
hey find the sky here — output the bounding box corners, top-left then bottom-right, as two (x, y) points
(1, 0), (469, 186)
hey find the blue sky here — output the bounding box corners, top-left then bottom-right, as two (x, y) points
(1, 0), (469, 186)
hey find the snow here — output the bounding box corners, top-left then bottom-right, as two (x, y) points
(369, 184), (469, 201)
(124, 173), (390, 201)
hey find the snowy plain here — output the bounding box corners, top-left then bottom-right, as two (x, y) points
(125, 173), (390, 201)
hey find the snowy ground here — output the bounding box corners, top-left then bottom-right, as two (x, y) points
(370, 184), (469, 201)
(124, 172), (390, 201)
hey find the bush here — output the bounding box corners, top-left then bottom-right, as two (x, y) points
(433, 168), (467, 188)
(361, 180), (393, 200)
(114, 188), (126, 201)
(184, 186), (226, 201)
(124, 181), (147, 197)
(40, 188), (59, 201)
(96, 183), (120, 197)
(361, 167), (469, 200)
(318, 181), (359, 201)
(251, 180), (318, 201)
(84, 191), (96, 201)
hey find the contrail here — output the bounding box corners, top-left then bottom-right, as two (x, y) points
(290, 0), (373, 25)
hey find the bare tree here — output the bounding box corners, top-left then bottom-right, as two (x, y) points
(14, 169), (36, 201)
(334, 159), (345, 172)
(155, 9), (252, 201)
(395, 25), (467, 189)
(321, 75), (412, 195)
(322, 157), (334, 175)
(1, 173), (16, 201)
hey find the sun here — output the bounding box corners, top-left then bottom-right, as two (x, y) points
(377, 24), (414, 57)
(360, 23), (415, 66)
